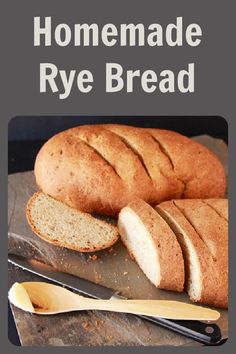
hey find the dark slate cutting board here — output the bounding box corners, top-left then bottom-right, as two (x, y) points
(8, 136), (228, 346)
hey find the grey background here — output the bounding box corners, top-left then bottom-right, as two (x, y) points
(8, 116), (228, 141)
(1, 0), (235, 352)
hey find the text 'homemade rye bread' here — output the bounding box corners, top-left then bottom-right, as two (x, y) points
(118, 199), (185, 292)
(34, 124), (226, 216)
(26, 192), (119, 252)
(156, 199), (228, 308)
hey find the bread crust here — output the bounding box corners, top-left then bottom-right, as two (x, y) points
(148, 129), (226, 199)
(119, 199), (185, 292)
(103, 124), (185, 200)
(26, 192), (119, 252)
(35, 124), (226, 216)
(202, 198), (228, 221)
(156, 199), (228, 308)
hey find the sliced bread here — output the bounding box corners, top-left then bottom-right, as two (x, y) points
(118, 199), (185, 292)
(156, 199), (228, 308)
(26, 192), (119, 252)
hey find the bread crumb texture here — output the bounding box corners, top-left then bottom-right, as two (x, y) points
(26, 192), (119, 252)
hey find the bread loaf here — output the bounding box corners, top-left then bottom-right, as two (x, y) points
(26, 192), (119, 252)
(118, 199), (185, 292)
(156, 199), (228, 308)
(35, 124), (226, 216)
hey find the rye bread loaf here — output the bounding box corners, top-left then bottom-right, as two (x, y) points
(26, 192), (119, 252)
(118, 199), (185, 292)
(156, 199), (228, 308)
(35, 124), (226, 216)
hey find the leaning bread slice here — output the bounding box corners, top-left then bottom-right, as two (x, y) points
(26, 192), (119, 252)
(156, 199), (228, 308)
(118, 199), (185, 292)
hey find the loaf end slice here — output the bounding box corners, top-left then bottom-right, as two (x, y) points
(26, 192), (119, 252)
(156, 199), (228, 308)
(118, 199), (185, 292)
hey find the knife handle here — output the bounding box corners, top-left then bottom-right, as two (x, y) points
(138, 315), (222, 345)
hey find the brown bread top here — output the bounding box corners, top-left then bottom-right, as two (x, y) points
(35, 124), (226, 216)
(202, 198), (228, 221)
(156, 199), (228, 308)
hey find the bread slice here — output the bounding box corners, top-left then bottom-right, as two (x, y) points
(118, 199), (185, 292)
(26, 192), (119, 252)
(156, 199), (228, 308)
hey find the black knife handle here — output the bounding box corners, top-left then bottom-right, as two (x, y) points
(138, 315), (222, 345)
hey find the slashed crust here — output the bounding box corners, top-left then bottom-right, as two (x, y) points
(34, 124), (226, 216)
